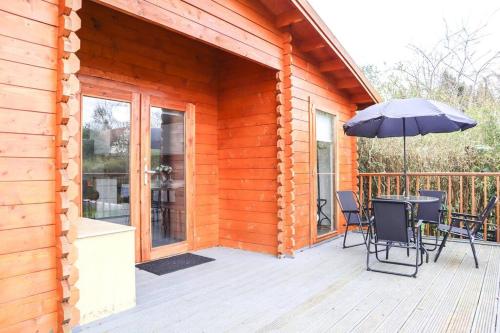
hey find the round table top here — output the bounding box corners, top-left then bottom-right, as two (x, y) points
(375, 195), (439, 203)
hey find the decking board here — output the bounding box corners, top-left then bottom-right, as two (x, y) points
(76, 235), (500, 333)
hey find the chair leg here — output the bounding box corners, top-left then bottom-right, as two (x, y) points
(434, 232), (448, 262)
(342, 225), (349, 248)
(366, 234), (371, 271)
(468, 238), (479, 268)
(386, 243), (390, 259)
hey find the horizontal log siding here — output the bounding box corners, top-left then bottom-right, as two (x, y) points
(78, 1), (219, 250)
(218, 57), (278, 255)
(0, 0), (59, 331)
(289, 50), (358, 249)
(95, 0), (283, 69)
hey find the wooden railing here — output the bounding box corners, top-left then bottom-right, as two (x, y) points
(358, 172), (500, 243)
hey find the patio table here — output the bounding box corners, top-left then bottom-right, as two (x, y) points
(374, 195), (439, 263)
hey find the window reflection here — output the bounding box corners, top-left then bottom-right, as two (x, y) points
(150, 107), (186, 247)
(82, 96), (131, 225)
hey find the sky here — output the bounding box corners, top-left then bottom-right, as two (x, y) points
(308, 0), (500, 69)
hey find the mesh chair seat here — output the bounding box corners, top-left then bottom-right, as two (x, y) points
(437, 224), (471, 237)
(346, 216), (371, 226)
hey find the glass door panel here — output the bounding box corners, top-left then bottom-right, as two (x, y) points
(149, 106), (186, 248)
(316, 111), (336, 236)
(82, 96), (131, 226)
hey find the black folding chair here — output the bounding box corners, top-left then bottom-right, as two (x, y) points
(367, 199), (423, 278)
(416, 190), (447, 251)
(336, 191), (372, 249)
(435, 196), (497, 268)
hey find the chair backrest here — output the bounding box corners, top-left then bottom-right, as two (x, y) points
(479, 196), (498, 222)
(468, 196), (497, 236)
(372, 199), (411, 243)
(336, 191), (361, 224)
(416, 190), (446, 223)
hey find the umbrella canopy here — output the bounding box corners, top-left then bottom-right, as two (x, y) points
(344, 98), (477, 138)
(343, 98), (477, 194)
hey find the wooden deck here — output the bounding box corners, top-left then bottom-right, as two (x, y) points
(76, 234), (500, 332)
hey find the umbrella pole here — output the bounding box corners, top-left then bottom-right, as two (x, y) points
(403, 118), (407, 196)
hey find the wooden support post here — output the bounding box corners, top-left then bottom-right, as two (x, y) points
(276, 32), (295, 257)
(56, 0), (81, 330)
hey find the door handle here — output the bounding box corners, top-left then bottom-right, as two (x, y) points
(144, 164), (156, 185)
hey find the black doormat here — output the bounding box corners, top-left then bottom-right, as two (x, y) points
(136, 253), (215, 276)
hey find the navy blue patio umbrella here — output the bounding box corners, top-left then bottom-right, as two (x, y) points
(343, 98), (477, 194)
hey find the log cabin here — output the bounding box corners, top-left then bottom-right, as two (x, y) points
(0, 0), (380, 331)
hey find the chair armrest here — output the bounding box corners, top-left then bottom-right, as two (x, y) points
(451, 217), (482, 224)
(451, 212), (479, 218)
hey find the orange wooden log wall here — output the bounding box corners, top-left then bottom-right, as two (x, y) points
(218, 56), (278, 255)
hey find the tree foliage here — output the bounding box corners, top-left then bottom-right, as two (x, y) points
(359, 24), (500, 173)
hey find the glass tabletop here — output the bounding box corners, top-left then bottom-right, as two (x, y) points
(375, 195), (439, 203)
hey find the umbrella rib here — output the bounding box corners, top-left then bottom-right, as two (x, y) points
(414, 116), (422, 136)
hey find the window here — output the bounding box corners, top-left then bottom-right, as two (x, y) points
(315, 110), (336, 235)
(81, 96), (131, 225)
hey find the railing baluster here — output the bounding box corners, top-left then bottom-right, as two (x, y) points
(426, 176), (430, 189)
(415, 176), (420, 195)
(437, 176), (441, 191)
(472, 176), (476, 214)
(460, 176), (463, 212)
(387, 176), (390, 195)
(460, 176), (464, 239)
(359, 175), (364, 210)
(396, 176), (400, 195)
(483, 176), (487, 240)
(368, 176), (372, 204)
(377, 175), (381, 197)
(448, 176), (452, 224)
(496, 176), (499, 243)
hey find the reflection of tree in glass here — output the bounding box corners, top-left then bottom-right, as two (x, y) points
(89, 101), (130, 157)
(82, 100), (130, 174)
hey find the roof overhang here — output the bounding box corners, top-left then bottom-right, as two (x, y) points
(260, 0), (381, 107)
